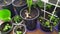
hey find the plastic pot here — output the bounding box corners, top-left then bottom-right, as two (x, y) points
(0, 0), (14, 6)
(24, 19), (37, 31)
(0, 21), (13, 34)
(13, 24), (26, 34)
(12, 0), (26, 7)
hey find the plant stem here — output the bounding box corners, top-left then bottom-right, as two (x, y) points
(29, 7), (31, 14)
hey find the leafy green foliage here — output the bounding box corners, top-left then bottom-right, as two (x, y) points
(16, 31), (22, 34)
(0, 9), (11, 22)
(13, 15), (22, 23)
(3, 24), (11, 32)
(49, 15), (60, 26)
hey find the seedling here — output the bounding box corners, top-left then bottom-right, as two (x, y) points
(16, 31), (22, 34)
(13, 15), (22, 23)
(3, 24), (11, 32)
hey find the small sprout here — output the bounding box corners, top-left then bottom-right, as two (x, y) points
(45, 21), (50, 27)
(16, 31), (22, 34)
(3, 24), (11, 32)
(13, 15), (22, 23)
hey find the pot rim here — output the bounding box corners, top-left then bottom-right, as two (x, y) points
(12, 0), (26, 7)
(0, 0), (14, 6)
(20, 7), (39, 20)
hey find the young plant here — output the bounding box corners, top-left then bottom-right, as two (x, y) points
(16, 31), (22, 34)
(39, 17), (53, 31)
(27, 0), (33, 14)
(13, 15), (22, 23)
(49, 15), (60, 26)
(3, 24), (11, 32)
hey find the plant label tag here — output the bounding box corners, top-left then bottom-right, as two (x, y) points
(41, 0), (48, 3)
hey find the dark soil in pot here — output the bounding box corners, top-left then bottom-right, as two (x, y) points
(46, 4), (55, 13)
(25, 19), (37, 31)
(20, 7), (39, 20)
(0, 21), (13, 34)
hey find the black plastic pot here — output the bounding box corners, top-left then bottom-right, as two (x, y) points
(25, 19), (37, 31)
(0, 21), (13, 34)
(12, 0), (26, 7)
(0, 0), (14, 6)
(38, 17), (53, 32)
(40, 24), (52, 32)
(20, 7), (39, 20)
(13, 24), (26, 34)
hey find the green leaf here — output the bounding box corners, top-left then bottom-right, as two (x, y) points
(27, 0), (33, 7)
(0, 9), (11, 22)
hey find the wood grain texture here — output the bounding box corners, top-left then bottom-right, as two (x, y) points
(10, 29), (58, 34)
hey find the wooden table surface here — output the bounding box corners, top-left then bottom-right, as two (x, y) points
(10, 29), (58, 34)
